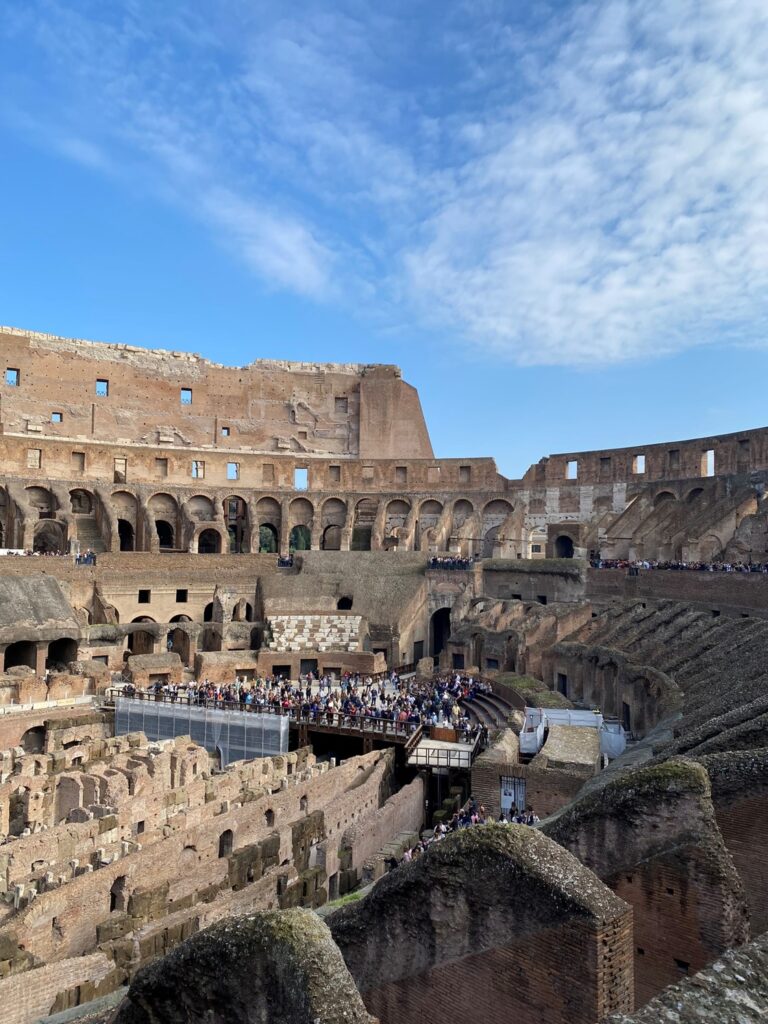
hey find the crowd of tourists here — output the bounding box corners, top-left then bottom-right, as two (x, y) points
(591, 558), (768, 573)
(124, 670), (492, 742)
(388, 799), (541, 868)
(428, 555), (475, 570)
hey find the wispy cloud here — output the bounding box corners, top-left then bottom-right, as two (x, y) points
(2, 0), (768, 364)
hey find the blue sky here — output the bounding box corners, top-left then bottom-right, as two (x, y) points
(1, 0), (767, 478)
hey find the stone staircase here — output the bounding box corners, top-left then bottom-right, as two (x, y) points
(266, 614), (362, 653)
(74, 514), (107, 553)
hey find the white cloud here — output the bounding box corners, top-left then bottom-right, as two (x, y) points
(401, 0), (768, 364)
(3, 0), (768, 364)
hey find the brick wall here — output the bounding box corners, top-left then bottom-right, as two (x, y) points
(361, 916), (632, 1024)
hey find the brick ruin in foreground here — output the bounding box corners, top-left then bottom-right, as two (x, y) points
(0, 326), (766, 1022)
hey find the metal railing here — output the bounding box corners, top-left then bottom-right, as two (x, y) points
(106, 688), (421, 739)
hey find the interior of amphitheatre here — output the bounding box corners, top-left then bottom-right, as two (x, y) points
(0, 325), (767, 1023)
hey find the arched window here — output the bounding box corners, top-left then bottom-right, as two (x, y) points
(110, 875), (128, 913)
(218, 829), (234, 858)
(264, 809), (275, 827)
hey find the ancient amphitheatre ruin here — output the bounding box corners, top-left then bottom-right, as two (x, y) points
(0, 322), (766, 1023)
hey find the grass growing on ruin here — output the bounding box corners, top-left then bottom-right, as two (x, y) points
(325, 889), (365, 910)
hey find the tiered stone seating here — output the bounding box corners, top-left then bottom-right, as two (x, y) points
(267, 614), (362, 652)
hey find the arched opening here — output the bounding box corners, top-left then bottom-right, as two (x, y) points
(46, 638), (77, 670)
(429, 607), (451, 659)
(117, 519), (135, 551)
(203, 603), (214, 622)
(127, 626), (155, 655)
(322, 524), (342, 550)
(198, 529), (221, 554)
(385, 499), (411, 536)
(218, 829), (234, 858)
(352, 498), (377, 551)
(299, 795), (308, 813)
(4, 640), (37, 672)
(224, 496), (249, 553)
(686, 487), (705, 504)
(654, 491), (676, 508)
(264, 809), (275, 827)
(482, 525), (501, 558)
(289, 525), (311, 552)
(170, 614), (192, 623)
(110, 875), (128, 913)
(156, 520), (174, 548)
(69, 489), (93, 514)
(337, 596), (353, 610)
(555, 535), (575, 558)
(259, 524), (278, 553)
(33, 520), (66, 554)
(232, 600), (253, 622)
(167, 628), (189, 662)
(19, 726), (45, 754)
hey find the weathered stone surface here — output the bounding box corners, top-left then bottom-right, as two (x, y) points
(606, 931), (768, 1024)
(113, 909), (375, 1024)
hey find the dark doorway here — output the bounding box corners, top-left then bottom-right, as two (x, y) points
(351, 527), (372, 551)
(199, 529), (221, 554)
(554, 535), (574, 558)
(289, 525), (311, 551)
(156, 520), (174, 548)
(19, 726), (45, 753)
(259, 524), (278, 553)
(218, 829), (234, 858)
(430, 607), (451, 658)
(118, 519), (134, 551)
(4, 640), (37, 671)
(557, 672), (568, 696)
(337, 596), (353, 610)
(300, 659), (318, 676)
(322, 525), (342, 550)
(622, 701), (632, 734)
(47, 637), (77, 670)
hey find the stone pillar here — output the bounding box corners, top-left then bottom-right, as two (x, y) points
(279, 498), (291, 555)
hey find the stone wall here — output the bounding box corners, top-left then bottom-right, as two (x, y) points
(329, 825), (633, 1024)
(543, 760), (749, 1006)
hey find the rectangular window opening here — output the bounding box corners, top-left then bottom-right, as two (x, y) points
(395, 466), (407, 484)
(5, 368), (19, 387)
(138, 589), (151, 604)
(427, 465), (440, 484)
(531, 544), (542, 553)
(72, 451), (85, 472)
(27, 448), (42, 469)
(51, 412), (63, 423)
(220, 426), (230, 437)
(334, 396), (348, 415)
(362, 465), (374, 482)
(180, 388), (192, 405)
(632, 454), (646, 474)
(155, 458), (168, 478)
(114, 457), (127, 484)
(329, 465), (340, 484)
(668, 449), (680, 471)
(294, 467), (308, 490)
(566, 459), (578, 480)
(262, 464), (275, 484)
(459, 465), (471, 484)
(191, 460), (205, 479)
(702, 449), (715, 477)
(96, 379), (109, 397)
(227, 462), (240, 481)
(599, 456), (612, 477)
(537, 595), (548, 605)
(176, 589), (188, 603)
